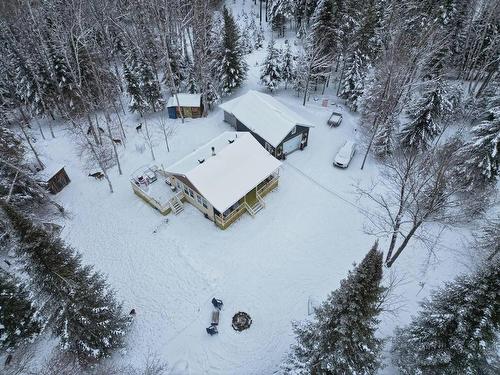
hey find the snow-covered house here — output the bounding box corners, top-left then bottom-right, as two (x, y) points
(165, 132), (282, 229)
(166, 93), (203, 119)
(219, 90), (314, 159)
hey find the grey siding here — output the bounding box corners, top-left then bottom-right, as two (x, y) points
(234, 120), (275, 154)
(223, 111), (237, 127)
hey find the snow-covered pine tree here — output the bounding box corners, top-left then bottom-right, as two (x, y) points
(239, 11), (253, 55)
(123, 57), (147, 115)
(0, 272), (41, 349)
(292, 52), (308, 97)
(400, 81), (452, 151)
(309, 0), (336, 65)
(280, 42), (295, 89)
(44, 24), (77, 110)
(283, 242), (385, 374)
(255, 27), (265, 49)
(356, 0), (384, 62)
(260, 40), (282, 92)
(373, 112), (398, 157)
(458, 92), (500, 188)
(0, 125), (44, 208)
(247, 17), (259, 50)
(163, 42), (187, 92)
(56, 268), (130, 361)
(392, 258), (500, 374)
(138, 59), (163, 112)
(219, 6), (248, 95)
(0, 202), (130, 362)
(340, 49), (365, 112)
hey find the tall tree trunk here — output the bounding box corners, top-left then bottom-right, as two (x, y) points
(386, 221), (423, 267)
(105, 113), (122, 175)
(112, 101), (126, 141)
(144, 119), (155, 161)
(19, 124), (44, 170)
(87, 114), (99, 145)
(35, 118), (46, 140)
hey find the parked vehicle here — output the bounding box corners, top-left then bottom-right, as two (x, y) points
(327, 111), (343, 127)
(333, 141), (356, 168)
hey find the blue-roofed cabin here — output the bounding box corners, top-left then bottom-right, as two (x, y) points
(166, 93), (203, 119)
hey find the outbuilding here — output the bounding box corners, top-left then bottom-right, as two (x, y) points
(219, 90), (314, 159)
(166, 93), (203, 119)
(165, 131), (281, 229)
(36, 163), (70, 194)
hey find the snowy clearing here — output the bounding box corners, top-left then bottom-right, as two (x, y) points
(36, 91), (467, 374)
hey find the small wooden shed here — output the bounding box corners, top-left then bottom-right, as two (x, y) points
(37, 164), (70, 194)
(166, 94), (203, 119)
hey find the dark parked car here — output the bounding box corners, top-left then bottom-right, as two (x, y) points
(327, 111), (343, 127)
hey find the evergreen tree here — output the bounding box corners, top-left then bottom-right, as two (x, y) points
(45, 25), (77, 109)
(219, 6), (248, 95)
(356, 0), (384, 62)
(373, 112), (398, 157)
(163, 42), (187, 91)
(310, 0), (336, 61)
(283, 242), (385, 374)
(254, 26), (265, 50)
(0, 126), (44, 208)
(0, 202), (130, 362)
(0, 272), (41, 349)
(392, 259), (500, 374)
(123, 58), (147, 115)
(292, 53), (308, 97)
(458, 93), (500, 188)
(280, 42), (296, 89)
(240, 12), (253, 54)
(340, 49), (364, 112)
(260, 40), (282, 92)
(400, 81), (452, 151)
(138, 59), (163, 112)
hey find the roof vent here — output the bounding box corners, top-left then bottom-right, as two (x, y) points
(198, 159), (205, 164)
(211, 146), (216, 156)
(228, 139), (234, 144)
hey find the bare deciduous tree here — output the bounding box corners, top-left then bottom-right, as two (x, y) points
(156, 115), (176, 153)
(356, 145), (473, 267)
(142, 119), (156, 161)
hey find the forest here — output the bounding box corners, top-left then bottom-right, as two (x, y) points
(0, 0), (498, 374)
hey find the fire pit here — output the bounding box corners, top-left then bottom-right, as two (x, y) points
(232, 312), (252, 331)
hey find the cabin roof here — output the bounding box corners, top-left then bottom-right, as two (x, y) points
(165, 131), (281, 213)
(166, 93), (202, 108)
(219, 90), (314, 148)
(36, 160), (65, 182)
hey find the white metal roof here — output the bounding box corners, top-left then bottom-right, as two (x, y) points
(219, 90), (314, 148)
(165, 132), (281, 213)
(166, 93), (201, 108)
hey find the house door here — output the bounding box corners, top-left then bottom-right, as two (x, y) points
(184, 107), (192, 118)
(282, 135), (302, 155)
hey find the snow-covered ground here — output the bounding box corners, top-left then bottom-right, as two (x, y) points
(31, 2), (471, 373)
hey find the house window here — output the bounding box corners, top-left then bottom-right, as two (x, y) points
(196, 195), (202, 205)
(188, 188), (194, 198)
(184, 186), (189, 194)
(202, 198), (208, 208)
(291, 126), (296, 135)
(177, 181), (181, 189)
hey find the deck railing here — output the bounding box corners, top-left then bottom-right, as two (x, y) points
(214, 204), (247, 229)
(257, 176), (279, 197)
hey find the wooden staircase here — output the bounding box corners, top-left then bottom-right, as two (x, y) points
(169, 196), (184, 215)
(250, 200), (264, 215)
(246, 193), (265, 217)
